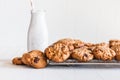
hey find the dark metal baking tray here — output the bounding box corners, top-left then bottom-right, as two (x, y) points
(49, 59), (120, 66)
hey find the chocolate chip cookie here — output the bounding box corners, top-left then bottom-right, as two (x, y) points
(22, 50), (47, 68)
(12, 57), (23, 65)
(109, 39), (120, 48)
(93, 46), (116, 61)
(45, 42), (71, 62)
(55, 38), (84, 50)
(71, 46), (93, 62)
(110, 45), (120, 61)
(109, 40), (120, 60)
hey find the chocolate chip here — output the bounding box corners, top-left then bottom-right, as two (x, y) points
(88, 48), (92, 51)
(18, 58), (21, 60)
(34, 57), (40, 63)
(73, 44), (84, 48)
(84, 54), (88, 57)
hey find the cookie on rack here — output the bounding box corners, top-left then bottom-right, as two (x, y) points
(55, 38), (84, 50)
(12, 57), (23, 65)
(71, 46), (93, 62)
(85, 42), (108, 52)
(22, 50), (47, 68)
(109, 40), (120, 61)
(55, 38), (75, 51)
(109, 39), (120, 48)
(93, 46), (116, 61)
(45, 42), (71, 63)
(110, 45), (120, 61)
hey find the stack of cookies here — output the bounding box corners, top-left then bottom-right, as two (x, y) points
(12, 38), (120, 69)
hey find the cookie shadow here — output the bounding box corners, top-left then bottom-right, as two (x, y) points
(0, 59), (34, 69)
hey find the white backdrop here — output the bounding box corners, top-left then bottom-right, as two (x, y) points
(0, 0), (120, 58)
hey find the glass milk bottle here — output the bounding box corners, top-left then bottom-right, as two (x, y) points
(27, 10), (48, 52)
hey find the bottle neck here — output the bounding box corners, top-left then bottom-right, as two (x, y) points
(31, 10), (46, 20)
(30, 10), (47, 28)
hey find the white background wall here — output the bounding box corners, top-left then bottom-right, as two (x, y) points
(0, 0), (120, 58)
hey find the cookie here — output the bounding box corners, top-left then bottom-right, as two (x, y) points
(56, 38), (84, 50)
(71, 47), (93, 62)
(93, 46), (116, 61)
(85, 42), (108, 52)
(45, 42), (71, 62)
(110, 45), (120, 61)
(12, 57), (23, 65)
(22, 50), (47, 68)
(109, 40), (120, 60)
(109, 39), (120, 48)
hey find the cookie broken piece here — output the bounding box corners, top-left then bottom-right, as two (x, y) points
(22, 50), (47, 69)
(12, 57), (23, 65)
(71, 47), (93, 62)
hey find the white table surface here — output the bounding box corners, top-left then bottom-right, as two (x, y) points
(0, 57), (120, 80)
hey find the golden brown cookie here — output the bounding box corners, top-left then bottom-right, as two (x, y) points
(93, 46), (116, 61)
(109, 40), (120, 60)
(110, 45), (120, 61)
(12, 57), (23, 65)
(109, 39), (120, 48)
(22, 50), (47, 68)
(71, 47), (93, 62)
(55, 38), (84, 50)
(45, 42), (71, 62)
